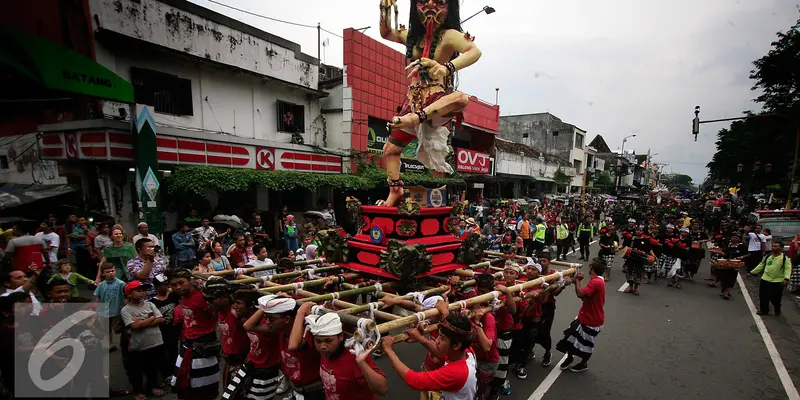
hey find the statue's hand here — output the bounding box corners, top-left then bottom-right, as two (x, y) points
(407, 58), (448, 80)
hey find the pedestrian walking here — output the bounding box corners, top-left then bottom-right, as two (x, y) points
(747, 241), (791, 316)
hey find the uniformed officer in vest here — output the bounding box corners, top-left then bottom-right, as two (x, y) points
(532, 216), (547, 258)
(578, 215), (595, 260)
(555, 218), (570, 261)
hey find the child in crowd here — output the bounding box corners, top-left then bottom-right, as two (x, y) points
(49, 259), (96, 298)
(150, 274), (181, 384)
(93, 262), (126, 351)
(121, 280), (168, 400)
(284, 215), (299, 252)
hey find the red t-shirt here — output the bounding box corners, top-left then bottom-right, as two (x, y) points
(319, 347), (385, 400)
(246, 317), (281, 369)
(278, 330), (320, 385)
(218, 308), (249, 356)
(179, 290), (217, 339)
(229, 246), (247, 268)
(577, 277), (606, 327)
(404, 353), (477, 400)
(5, 235), (43, 272)
(471, 313), (499, 363)
(494, 294), (515, 333)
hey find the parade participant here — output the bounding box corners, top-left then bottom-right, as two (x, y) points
(294, 309), (388, 400)
(377, 0), (481, 206)
(517, 213), (533, 257)
(623, 227), (654, 295)
(202, 279), (249, 393)
(556, 258), (607, 372)
(281, 301), (324, 400)
(657, 225), (678, 280)
(533, 251), (564, 368)
(381, 314), (477, 400)
(745, 225), (767, 272)
(226, 293), (291, 400)
(748, 241), (791, 316)
(597, 228), (616, 282)
(719, 234), (747, 300)
(685, 224), (709, 281)
(668, 228), (692, 289)
(466, 281), (498, 400)
(170, 268), (220, 400)
(555, 218), (570, 261)
(532, 217), (547, 258)
(643, 226), (661, 284)
(510, 259), (544, 378)
(487, 262), (518, 397)
(577, 216), (594, 261)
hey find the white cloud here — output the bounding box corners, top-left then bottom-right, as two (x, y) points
(190, 0), (800, 182)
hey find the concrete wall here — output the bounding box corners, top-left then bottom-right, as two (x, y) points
(89, 0), (318, 88)
(496, 150), (576, 194)
(499, 113), (576, 161)
(96, 45), (322, 145)
(0, 135), (67, 185)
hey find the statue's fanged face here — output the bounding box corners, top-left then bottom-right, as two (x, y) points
(416, 0), (449, 26)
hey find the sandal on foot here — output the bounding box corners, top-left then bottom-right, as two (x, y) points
(675, 283), (682, 289)
(633, 289), (640, 295)
(624, 287), (633, 293)
(151, 388), (168, 397)
(110, 389), (131, 398)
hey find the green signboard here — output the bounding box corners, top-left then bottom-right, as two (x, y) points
(0, 28), (134, 103)
(134, 105), (162, 235)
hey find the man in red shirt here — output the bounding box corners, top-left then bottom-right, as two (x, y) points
(4, 224), (45, 273)
(556, 257), (607, 372)
(169, 268), (220, 400)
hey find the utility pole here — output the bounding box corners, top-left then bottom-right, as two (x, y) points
(317, 23), (321, 62)
(788, 121), (800, 209)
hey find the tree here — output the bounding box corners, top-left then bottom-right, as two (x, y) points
(707, 11), (800, 195)
(553, 167), (571, 193)
(594, 171), (614, 189)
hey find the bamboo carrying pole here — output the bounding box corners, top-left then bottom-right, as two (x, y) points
(258, 273), (361, 294)
(230, 265), (341, 284)
(336, 286), (450, 315)
(296, 282), (398, 304)
(201, 258), (325, 277)
(260, 280), (399, 322)
(376, 268), (576, 334)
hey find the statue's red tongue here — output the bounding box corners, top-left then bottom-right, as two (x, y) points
(421, 18), (436, 58)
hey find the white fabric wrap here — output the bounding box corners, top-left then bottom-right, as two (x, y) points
(257, 294), (296, 314)
(414, 124), (454, 174)
(305, 313), (343, 336)
(420, 295), (444, 311)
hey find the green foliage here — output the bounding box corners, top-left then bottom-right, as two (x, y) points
(767, 184), (782, 192)
(707, 11), (800, 195)
(166, 165), (465, 194)
(553, 167), (571, 187)
(594, 171), (614, 188)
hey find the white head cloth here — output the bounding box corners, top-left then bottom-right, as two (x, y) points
(420, 295), (444, 311)
(257, 294), (296, 314)
(305, 313), (343, 336)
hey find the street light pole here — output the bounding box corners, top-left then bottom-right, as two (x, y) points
(461, 5), (496, 24)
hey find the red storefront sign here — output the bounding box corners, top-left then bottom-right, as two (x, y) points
(455, 148), (491, 174)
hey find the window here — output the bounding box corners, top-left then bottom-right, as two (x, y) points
(574, 133), (584, 149)
(0, 155), (8, 169)
(574, 159), (583, 173)
(131, 67), (193, 115)
(277, 101), (305, 133)
(523, 132), (529, 139)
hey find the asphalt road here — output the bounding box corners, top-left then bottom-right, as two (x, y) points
(104, 239), (800, 400)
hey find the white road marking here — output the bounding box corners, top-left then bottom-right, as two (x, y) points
(528, 354), (570, 400)
(527, 239), (598, 400)
(618, 282), (629, 292)
(737, 274), (800, 400)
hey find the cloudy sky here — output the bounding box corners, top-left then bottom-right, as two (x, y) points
(190, 0), (800, 181)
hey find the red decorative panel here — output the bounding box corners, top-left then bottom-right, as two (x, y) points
(395, 220), (418, 237)
(442, 217), (452, 234)
(357, 251), (381, 266)
(421, 219), (440, 236)
(372, 217), (395, 234)
(360, 216), (371, 232)
(432, 252), (455, 266)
